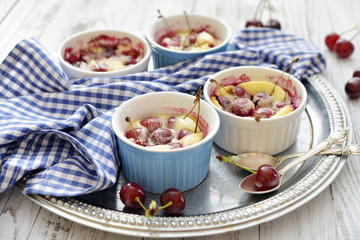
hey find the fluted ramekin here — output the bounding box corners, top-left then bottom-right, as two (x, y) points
(146, 14), (231, 68)
(58, 29), (151, 79)
(203, 66), (307, 155)
(112, 92), (220, 193)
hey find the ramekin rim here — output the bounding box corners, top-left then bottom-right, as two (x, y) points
(146, 14), (232, 55)
(203, 66), (308, 122)
(112, 91), (220, 153)
(57, 29), (151, 76)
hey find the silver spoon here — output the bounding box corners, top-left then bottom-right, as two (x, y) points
(239, 127), (350, 194)
(223, 144), (360, 171)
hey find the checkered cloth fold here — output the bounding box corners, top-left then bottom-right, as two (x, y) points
(0, 28), (326, 196)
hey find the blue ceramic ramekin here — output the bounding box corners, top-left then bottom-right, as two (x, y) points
(147, 14), (231, 68)
(112, 92), (220, 193)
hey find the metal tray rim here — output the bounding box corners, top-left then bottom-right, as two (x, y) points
(17, 74), (352, 238)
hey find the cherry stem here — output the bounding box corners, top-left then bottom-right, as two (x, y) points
(182, 28), (201, 51)
(254, 0), (265, 20)
(257, 0), (267, 22)
(181, 13), (201, 50)
(270, 57), (300, 97)
(184, 87), (202, 132)
(184, 11), (191, 30)
(125, 116), (142, 145)
(158, 201), (173, 210)
(254, 112), (262, 122)
(267, 0), (272, 21)
(157, 9), (170, 29)
(350, 29), (360, 42)
(145, 200), (160, 217)
(339, 22), (360, 36)
(135, 196), (147, 212)
(195, 88), (202, 132)
(210, 78), (232, 108)
(216, 155), (257, 174)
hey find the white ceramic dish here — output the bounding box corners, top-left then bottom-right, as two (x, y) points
(204, 66), (308, 155)
(58, 29), (151, 79)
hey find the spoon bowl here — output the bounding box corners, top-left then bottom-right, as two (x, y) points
(239, 127), (350, 194)
(240, 174), (281, 194)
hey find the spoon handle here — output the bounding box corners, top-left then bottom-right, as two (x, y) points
(278, 128), (350, 175)
(320, 144), (360, 155)
(273, 144), (360, 166)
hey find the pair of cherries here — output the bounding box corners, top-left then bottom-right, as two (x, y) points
(325, 23), (360, 59)
(245, 0), (281, 30)
(119, 182), (186, 216)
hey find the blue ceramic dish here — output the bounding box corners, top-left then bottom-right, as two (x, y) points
(147, 14), (231, 68)
(112, 92), (220, 193)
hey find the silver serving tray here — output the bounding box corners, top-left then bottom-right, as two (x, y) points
(17, 74), (351, 238)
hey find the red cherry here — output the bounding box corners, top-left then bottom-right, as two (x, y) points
(334, 39), (354, 58)
(119, 182), (146, 209)
(217, 96), (232, 107)
(232, 98), (255, 117)
(125, 127), (148, 145)
(167, 116), (177, 128)
(64, 47), (81, 64)
(264, 19), (281, 30)
(254, 165), (280, 191)
(160, 188), (186, 214)
(325, 33), (340, 51)
(150, 128), (173, 145)
(140, 117), (161, 132)
(234, 86), (248, 98)
(352, 67), (360, 78)
(345, 77), (360, 99)
(178, 129), (191, 140)
(245, 20), (263, 28)
(94, 34), (119, 48)
(188, 34), (197, 44)
(253, 108), (275, 118)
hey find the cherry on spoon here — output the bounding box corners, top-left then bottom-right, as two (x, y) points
(220, 144), (360, 171)
(239, 127), (350, 194)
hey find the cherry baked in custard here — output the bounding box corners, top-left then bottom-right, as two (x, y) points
(125, 114), (204, 149)
(64, 34), (145, 72)
(209, 76), (297, 119)
(158, 28), (221, 52)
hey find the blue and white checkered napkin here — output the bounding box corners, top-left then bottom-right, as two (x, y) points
(0, 28), (326, 197)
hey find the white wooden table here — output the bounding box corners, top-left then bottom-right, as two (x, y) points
(1, 0), (360, 239)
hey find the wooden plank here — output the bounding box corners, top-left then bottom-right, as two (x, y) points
(0, 0), (18, 24)
(0, 188), (41, 240)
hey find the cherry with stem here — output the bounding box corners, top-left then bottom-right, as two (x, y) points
(246, 0), (281, 29)
(246, 0), (265, 27)
(119, 182), (147, 209)
(217, 155), (280, 191)
(325, 22), (360, 58)
(209, 78), (232, 109)
(160, 188), (186, 214)
(125, 116), (144, 146)
(270, 57), (300, 99)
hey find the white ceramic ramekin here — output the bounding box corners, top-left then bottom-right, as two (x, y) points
(146, 14), (231, 68)
(112, 92), (220, 193)
(58, 29), (151, 79)
(203, 66), (307, 155)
